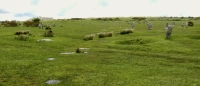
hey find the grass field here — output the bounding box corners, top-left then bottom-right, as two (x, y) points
(0, 17), (200, 86)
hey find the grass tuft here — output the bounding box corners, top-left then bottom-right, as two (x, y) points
(15, 35), (29, 41)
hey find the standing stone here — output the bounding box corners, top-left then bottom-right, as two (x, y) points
(181, 22), (184, 28)
(38, 23), (41, 28)
(131, 22), (134, 29)
(147, 22), (153, 30)
(47, 23), (50, 28)
(185, 22), (188, 28)
(52, 22), (55, 27)
(165, 23), (168, 29)
(39, 23), (43, 29)
(166, 25), (173, 39)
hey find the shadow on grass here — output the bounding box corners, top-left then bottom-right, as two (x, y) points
(116, 38), (155, 45)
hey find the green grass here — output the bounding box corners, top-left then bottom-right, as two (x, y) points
(0, 18), (200, 86)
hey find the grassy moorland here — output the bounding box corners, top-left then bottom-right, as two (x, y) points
(0, 17), (200, 86)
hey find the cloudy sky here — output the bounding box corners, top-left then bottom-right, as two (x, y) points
(0, 0), (199, 21)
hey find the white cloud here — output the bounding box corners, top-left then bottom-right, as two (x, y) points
(0, 0), (200, 21)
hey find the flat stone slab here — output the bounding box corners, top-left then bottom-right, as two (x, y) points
(47, 58), (54, 60)
(45, 80), (60, 84)
(37, 39), (52, 42)
(83, 52), (88, 54)
(79, 48), (90, 50)
(60, 52), (76, 54)
(60, 52), (88, 54)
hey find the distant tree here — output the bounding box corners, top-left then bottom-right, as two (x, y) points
(2, 20), (18, 27)
(32, 18), (40, 23)
(188, 16), (194, 19)
(23, 20), (32, 27)
(23, 18), (41, 27)
(10, 20), (18, 27)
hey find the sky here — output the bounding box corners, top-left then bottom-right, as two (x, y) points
(0, 0), (199, 21)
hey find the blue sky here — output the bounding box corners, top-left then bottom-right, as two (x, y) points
(0, 0), (199, 21)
